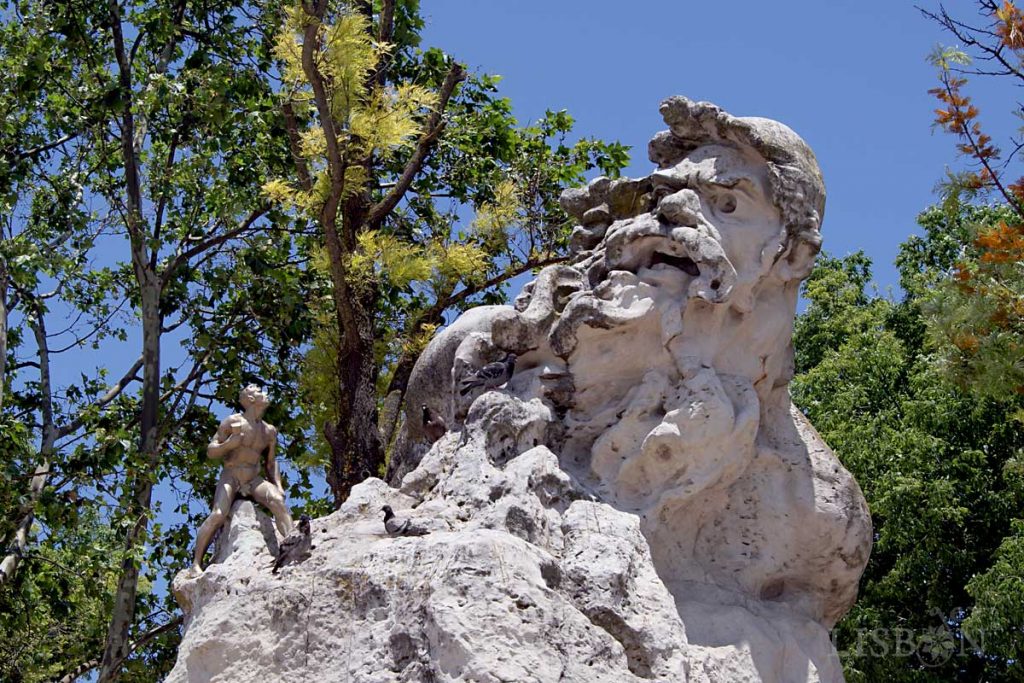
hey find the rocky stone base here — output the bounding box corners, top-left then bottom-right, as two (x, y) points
(170, 430), (843, 682)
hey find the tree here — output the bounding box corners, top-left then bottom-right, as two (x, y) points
(921, 1), (1024, 400)
(0, 0), (626, 678)
(265, 0), (628, 505)
(0, 0), (311, 679)
(792, 205), (1024, 680)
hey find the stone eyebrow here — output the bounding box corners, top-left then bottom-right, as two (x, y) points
(702, 173), (761, 199)
(703, 167), (753, 187)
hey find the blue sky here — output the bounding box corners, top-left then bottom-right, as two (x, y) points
(420, 0), (1016, 293)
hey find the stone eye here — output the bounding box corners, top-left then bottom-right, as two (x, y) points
(715, 193), (737, 214)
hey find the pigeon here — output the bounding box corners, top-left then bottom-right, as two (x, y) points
(272, 514), (312, 574)
(422, 404), (447, 443)
(382, 505), (429, 537)
(459, 353), (517, 396)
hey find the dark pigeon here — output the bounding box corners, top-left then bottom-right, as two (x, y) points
(382, 505), (429, 537)
(422, 404), (447, 443)
(459, 353), (517, 396)
(272, 514), (312, 574)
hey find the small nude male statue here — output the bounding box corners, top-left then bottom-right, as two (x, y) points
(192, 384), (294, 572)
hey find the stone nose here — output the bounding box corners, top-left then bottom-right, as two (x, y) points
(657, 188), (703, 226)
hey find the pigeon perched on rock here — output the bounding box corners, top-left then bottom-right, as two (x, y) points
(459, 353), (517, 396)
(272, 514), (312, 574)
(382, 505), (429, 537)
(422, 404), (447, 443)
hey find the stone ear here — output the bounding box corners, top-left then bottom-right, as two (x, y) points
(774, 237), (821, 282)
(768, 206), (823, 283)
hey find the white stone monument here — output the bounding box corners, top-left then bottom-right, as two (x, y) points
(169, 97), (871, 683)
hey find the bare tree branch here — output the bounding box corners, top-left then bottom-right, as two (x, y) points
(13, 132), (80, 161)
(300, 4), (361, 348)
(0, 297), (58, 587)
(151, 130), (181, 269)
(161, 205), (269, 287)
(56, 354), (144, 439)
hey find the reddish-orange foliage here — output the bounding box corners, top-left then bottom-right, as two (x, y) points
(975, 221), (1024, 263)
(1007, 176), (1024, 204)
(996, 1), (1024, 50)
(931, 73), (1002, 185)
(962, 168), (995, 190)
(931, 2), (1024, 373)
(953, 331), (981, 353)
(954, 259), (976, 291)
(992, 306), (1008, 326)
(991, 302), (1024, 326)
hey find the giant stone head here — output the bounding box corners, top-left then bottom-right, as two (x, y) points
(391, 96), (871, 674)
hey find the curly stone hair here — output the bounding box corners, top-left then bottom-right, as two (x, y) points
(650, 96), (825, 279)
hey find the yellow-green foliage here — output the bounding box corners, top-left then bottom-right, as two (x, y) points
(432, 242), (488, 287)
(321, 12), (377, 117)
(348, 230), (490, 293)
(350, 230), (433, 287)
(297, 305), (339, 470)
(272, 5), (310, 84)
(472, 179), (519, 252)
(265, 2), (436, 214)
(294, 247), (342, 468)
(351, 84), (437, 158)
(261, 178), (302, 207)
(403, 322), (438, 355)
(299, 127), (326, 158)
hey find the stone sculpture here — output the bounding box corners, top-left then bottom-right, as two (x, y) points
(168, 97), (871, 683)
(191, 383), (293, 573)
(387, 94), (872, 675)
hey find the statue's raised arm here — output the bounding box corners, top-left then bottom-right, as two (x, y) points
(206, 415), (242, 459)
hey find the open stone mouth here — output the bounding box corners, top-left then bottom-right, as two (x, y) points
(631, 245), (721, 291)
(603, 231), (720, 290)
(649, 250), (701, 277)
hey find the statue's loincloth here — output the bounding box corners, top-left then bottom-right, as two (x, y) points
(221, 470), (266, 499)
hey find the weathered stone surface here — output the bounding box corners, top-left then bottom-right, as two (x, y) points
(169, 447), (691, 683)
(169, 96), (871, 683)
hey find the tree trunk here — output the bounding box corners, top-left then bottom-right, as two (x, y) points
(377, 343), (424, 457)
(0, 300), (55, 587)
(296, 1), (460, 508)
(324, 301), (383, 507)
(97, 284), (161, 683)
(97, 2), (164, 676)
(0, 253), (7, 412)
(60, 615), (182, 683)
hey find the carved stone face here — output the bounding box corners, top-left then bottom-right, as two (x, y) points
(548, 143), (799, 511)
(239, 384), (269, 411)
(653, 144), (783, 290)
